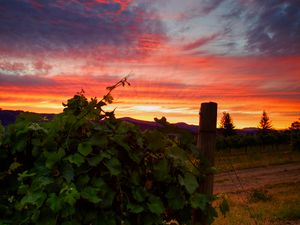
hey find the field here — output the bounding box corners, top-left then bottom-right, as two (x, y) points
(213, 144), (300, 225)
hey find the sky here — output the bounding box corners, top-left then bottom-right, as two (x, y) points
(0, 0), (300, 129)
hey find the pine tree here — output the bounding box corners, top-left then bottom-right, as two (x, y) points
(259, 111), (272, 134)
(220, 112), (235, 136)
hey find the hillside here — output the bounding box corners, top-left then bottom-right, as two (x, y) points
(0, 110), (261, 135)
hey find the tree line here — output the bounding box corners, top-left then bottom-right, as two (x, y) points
(218, 111), (300, 151)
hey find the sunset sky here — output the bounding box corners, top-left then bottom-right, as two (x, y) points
(0, 0), (299, 128)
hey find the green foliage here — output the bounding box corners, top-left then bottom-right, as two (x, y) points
(0, 78), (226, 224)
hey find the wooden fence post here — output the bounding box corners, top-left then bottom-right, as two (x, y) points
(192, 102), (218, 225)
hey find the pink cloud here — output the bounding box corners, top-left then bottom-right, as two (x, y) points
(0, 61), (27, 72)
(33, 60), (52, 73)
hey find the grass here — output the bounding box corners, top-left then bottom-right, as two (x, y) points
(215, 144), (300, 172)
(213, 182), (300, 225)
(212, 144), (300, 225)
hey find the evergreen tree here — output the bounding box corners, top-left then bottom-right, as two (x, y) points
(259, 111), (272, 134)
(220, 112), (235, 136)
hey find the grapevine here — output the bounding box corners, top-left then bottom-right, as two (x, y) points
(0, 77), (228, 225)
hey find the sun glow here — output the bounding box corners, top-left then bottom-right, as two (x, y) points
(1, 1), (299, 129)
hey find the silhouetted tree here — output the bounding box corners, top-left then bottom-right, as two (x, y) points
(220, 112), (235, 136)
(289, 118), (300, 131)
(154, 116), (169, 126)
(259, 111), (272, 134)
(289, 118), (300, 151)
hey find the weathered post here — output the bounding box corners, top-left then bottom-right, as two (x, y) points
(192, 102), (218, 225)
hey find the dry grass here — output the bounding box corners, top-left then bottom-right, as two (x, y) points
(212, 182), (300, 225)
(215, 144), (300, 172)
(213, 145), (300, 225)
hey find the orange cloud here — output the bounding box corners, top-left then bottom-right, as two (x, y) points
(1, 40), (299, 130)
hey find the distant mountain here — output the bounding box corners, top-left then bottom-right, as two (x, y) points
(0, 109), (260, 135)
(0, 110), (54, 126)
(237, 127), (260, 134)
(173, 122), (199, 134)
(120, 117), (163, 130)
(0, 110), (23, 126)
(120, 117), (201, 133)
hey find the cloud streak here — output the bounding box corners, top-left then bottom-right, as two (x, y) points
(0, 0), (166, 57)
(0, 73), (56, 86)
(246, 1), (300, 55)
(183, 34), (220, 51)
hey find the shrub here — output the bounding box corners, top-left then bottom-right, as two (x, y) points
(248, 189), (272, 203)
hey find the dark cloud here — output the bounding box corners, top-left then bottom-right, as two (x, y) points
(0, 73), (56, 86)
(246, 0), (300, 55)
(0, 0), (166, 56)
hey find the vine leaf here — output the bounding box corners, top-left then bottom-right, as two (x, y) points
(145, 131), (165, 152)
(20, 191), (47, 208)
(60, 184), (80, 206)
(147, 196), (165, 215)
(45, 148), (65, 169)
(78, 143), (92, 156)
(62, 164), (74, 182)
(190, 193), (209, 210)
(127, 202), (144, 214)
(153, 159), (169, 181)
(66, 153), (85, 167)
(80, 187), (102, 204)
(8, 161), (22, 174)
(87, 154), (106, 167)
(165, 187), (185, 210)
(105, 158), (121, 176)
(46, 193), (62, 213)
(178, 173), (198, 194)
(132, 187), (147, 202)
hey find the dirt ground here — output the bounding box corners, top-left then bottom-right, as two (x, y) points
(214, 162), (300, 194)
(214, 162), (300, 225)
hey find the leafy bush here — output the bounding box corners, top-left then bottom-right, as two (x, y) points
(0, 78), (227, 225)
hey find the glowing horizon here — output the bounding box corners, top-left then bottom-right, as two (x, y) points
(0, 0), (299, 129)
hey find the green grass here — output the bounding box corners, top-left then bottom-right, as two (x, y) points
(215, 144), (300, 172)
